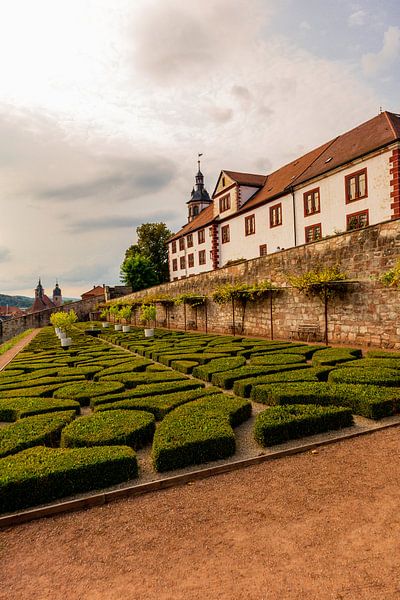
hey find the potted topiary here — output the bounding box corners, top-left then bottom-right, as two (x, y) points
(140, 304), (156, 337)
(109, 305), (122, 330)
(119, 305), (132, 332)
(50, 309), (78, 348)
(100, 308), (110, 327)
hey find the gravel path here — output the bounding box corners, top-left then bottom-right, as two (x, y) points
(1, 427), (399, 600)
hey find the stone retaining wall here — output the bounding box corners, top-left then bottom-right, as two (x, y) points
(119, 219), (400, 349)
(0, 296), (100, 344)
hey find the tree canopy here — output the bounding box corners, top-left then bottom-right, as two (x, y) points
(123, 222), (172, 286)
(120, 254), (158, 292)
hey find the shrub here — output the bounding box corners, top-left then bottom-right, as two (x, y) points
(146, 363), (169, 372)
(254, 404), (353, 447)
(0, 375), (84, 392)
(0, 445), (137, 513)
(61, 410), (155, 450)
(98, 371), (186, 388)
(328, 367), (400, 387)
(311, 348), (361, 366)
(250, 381), (399, 419)
(0, 411), (75, 458)
(250, 354), (306, 366)
(158, 353), (229, 367)
(152, 394), (251, 472)
(92, 359), (152, 380)
(0, 384), (71, 398)
(207, 345), (246, 355)
(0, 397), (80, 422)
(338, 358), (400, 370)
(57, 366), (104, 379)
(170, 360), (200, 374)
(90, 379), (205, 408)
(94, 387), (221, 420)
(54, 381), (125, 406)
(233, 367), (332, 398)
(366, 350), (400, 359)
(192, 357), (246, 381)
(211, 364), (309, 389)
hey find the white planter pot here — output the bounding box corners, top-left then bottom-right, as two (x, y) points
(144, 328), (154, 338)
(55, 327), (61, 336)
(102, 322), (109, 328)
(59, 331), (67, 339)
(61, 337), (72, 347)
(122, 325), (131, 333)
(114, 324), (122, 331)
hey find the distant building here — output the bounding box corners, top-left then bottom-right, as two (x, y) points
(0, 305), (25, 321)
(81, 285), (106, 300)
(168, 111), (400, 279)
(28, 279), (63, 313)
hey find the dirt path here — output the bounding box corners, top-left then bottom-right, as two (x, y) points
(0, 329), (40, 371)
(1, 427), (399, 600)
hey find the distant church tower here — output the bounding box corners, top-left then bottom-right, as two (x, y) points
(35, 278), (44, 300)
(187, 156), (212, 222)
(52, 281), (63, 307)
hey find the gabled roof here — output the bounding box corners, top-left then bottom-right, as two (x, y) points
(28, 294), (56, 313)
(81, 285), (105, 298)
(222, 171), (267, 187)
(169, 204), (215, 242)
(0, 306), (25, 317)
(242, 111), (400, 212)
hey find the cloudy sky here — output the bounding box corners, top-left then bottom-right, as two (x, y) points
(0, 0), (399, 297)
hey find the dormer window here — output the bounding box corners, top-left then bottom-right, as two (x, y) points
(219, 194), (231, 213)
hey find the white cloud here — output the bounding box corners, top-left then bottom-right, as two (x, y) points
(348, 10), (367, 27)
(362, 26), (400, 76)
(0, 0), (382, 295)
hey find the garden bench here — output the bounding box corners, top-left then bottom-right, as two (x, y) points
(290, 323), (321, 342)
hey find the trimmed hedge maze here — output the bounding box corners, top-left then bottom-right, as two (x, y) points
(0, 322), (399, 514)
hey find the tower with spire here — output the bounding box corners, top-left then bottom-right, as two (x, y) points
(52, 281), (63, 307)
(186, 155), (212, 222)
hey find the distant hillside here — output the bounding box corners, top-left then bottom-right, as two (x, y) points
(0, 294), (78, 308)
(0, 294), (33, 308)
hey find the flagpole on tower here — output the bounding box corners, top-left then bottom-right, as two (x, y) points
(198, 152), (203, 171)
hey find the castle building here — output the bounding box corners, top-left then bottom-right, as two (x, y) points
(168, 111), (400, 280)
(28, 279), (63, 312)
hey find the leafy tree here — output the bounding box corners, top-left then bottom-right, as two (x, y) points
(124, 223), (172, 284)
(120, 254), (158, 292)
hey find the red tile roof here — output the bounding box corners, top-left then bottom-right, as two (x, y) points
(169, 204), (215, 241)
(242, 111), (400, 212)
(170, 111), (400, 239)
(0, 306), (25, 317)
(28, 295), (56, 313)
(222, 171), (267, 187)
(81, 285), (105, 299)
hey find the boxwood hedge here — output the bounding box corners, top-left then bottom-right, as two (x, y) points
(250, 381), (399, 419)
(311, 347), (361, 366)
(192, 356), (246, 381)
(152, 394), (251, 472)
(0, 397), (80, 421)
(98, 371), (186, 388)
(90, 379), (205, 408)
(170, 360), (200, 374)
(254, 404), (353, 447)
(0, 445), (137, 513)
(232, 367), (332, 398)
(211, 364), (309, 389)
(249, 354), (306, 366)
(61, 410), (155, 450)
(92, 359), (152, 380)
(94, 387), (221, 420)
(328, 367), (400, 386)
(338, 358), (400, 370)
(0, 411), (75, 458)
(54, 381), (125, 406)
